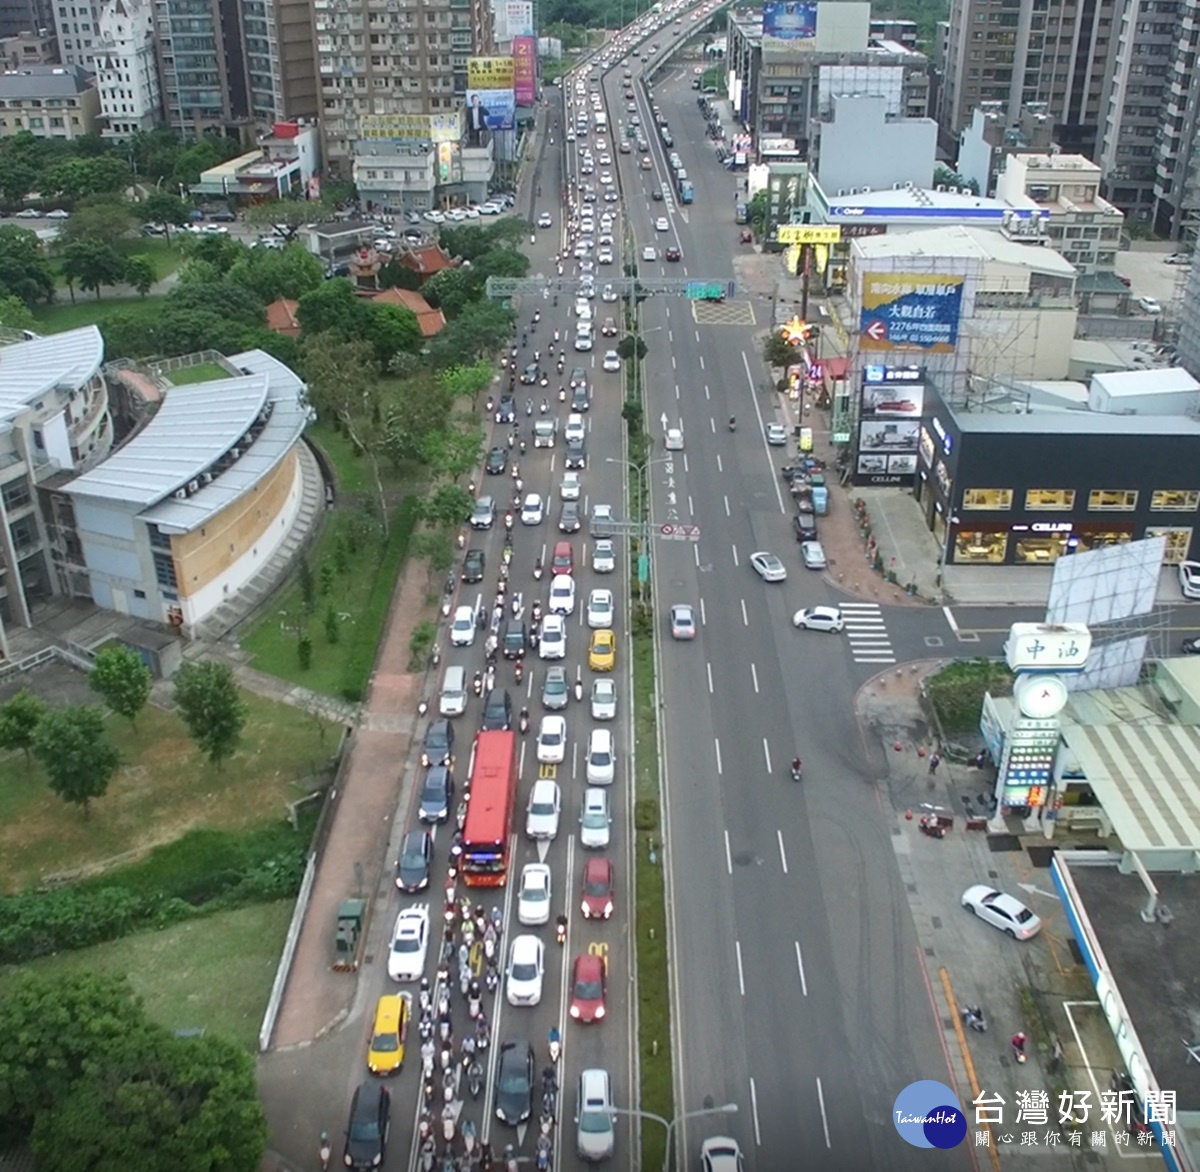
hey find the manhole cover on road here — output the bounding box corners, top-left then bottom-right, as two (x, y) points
(924, 635), (944, 647)
(987, 834), (1021, 853)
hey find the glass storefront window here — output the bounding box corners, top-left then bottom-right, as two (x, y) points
(1150, 490), (1200, 512)
(1025, 489), (1075, 511)
(1087, 489), (1138, 511)
(1145, 527), (1193, 564)
(1075, 529), (1132, 551)
(962, 488), (1013, 511)
(1014, 534), (1069, 563)
(954, 530), (1007, 563)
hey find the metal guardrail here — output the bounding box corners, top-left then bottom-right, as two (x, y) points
(0, 643), (92, 682)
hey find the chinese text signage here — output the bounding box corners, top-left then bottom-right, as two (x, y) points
(777, 224), (841, 245)
(467, 57), (514, 89)
(513, 37), (536, 105)
(860, 272), (964, 354)
(762, 0), (817, 39)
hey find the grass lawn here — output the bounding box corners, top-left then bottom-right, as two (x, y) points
(31, 294), (165, 334)
(0, 900), (293, 1051)
(168, 361), (232, 386)
(0, 693), (336, 893)
(120, 235), (184, 280)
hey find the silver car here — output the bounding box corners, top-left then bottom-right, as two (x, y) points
(579, 788), (611, 848)
(801, 540), (827, 570)
(591, 678), (617, 720)
(576, 1068), (616, 1161)
(542, 666), (570, 710)
(592, 538), (615, 573)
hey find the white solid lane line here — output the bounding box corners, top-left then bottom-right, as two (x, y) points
(716, 454), (723, 472)
(794, 940), (808, 995)
(700, 597), (707, 625)
(751, 663), (760, 693)
(762, 738), (772, 775)
(741, 598), (749, 626)
(749, 1078), (762, 1145)
(816, 1077), (832, 1147)
(724, 495), (730, 516)
(735, 940), (746, 996)
(731, 544), (739, 566)
(714, 737), (723, 775)
(706, 661), (714, 693)
(724, 829), (732, 875)
(777, 829), (788, 873)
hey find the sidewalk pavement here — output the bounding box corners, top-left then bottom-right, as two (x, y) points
(859, 669), (1139, 1169)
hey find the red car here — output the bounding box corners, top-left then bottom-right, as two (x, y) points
(569, 953), (607, 1023)
(665, 246), (682, 262)
(551, 540), (574, 576)
(580, 857), (615, 919)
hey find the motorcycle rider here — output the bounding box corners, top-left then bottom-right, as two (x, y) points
(791, 757), (802, 778)
(555, 913), (568, 944)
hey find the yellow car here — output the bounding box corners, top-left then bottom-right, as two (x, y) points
(588, 628), (616, 672)
(367, 993), (409, 1075)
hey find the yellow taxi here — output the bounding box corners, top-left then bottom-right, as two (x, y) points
(588, 629), (616, 672)
(366, 993), (409, 1075)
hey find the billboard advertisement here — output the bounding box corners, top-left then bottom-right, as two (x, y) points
(505, 0), (533, 37)
(859, 272), (964, 353)
(762, 1), (817, 40)
(359, 112), (462, 145)
(467, 89), (515, 133)
(513, 36), (536, 105)
(467, 57), (515, 89)
(855, 365), (925, 485)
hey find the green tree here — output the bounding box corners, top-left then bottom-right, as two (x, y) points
(301, 333), (390, 531)
(32, 705), (119, 814)
(762, 330), (795, 368)
(439, 360), (494, 403)
(324, 605), (339, 644)
(59, 238), (127, 301)
(471, 246), (531, 286)
(242, 197), (330, 241)
(89, 644), (152, 726)
(296, 278), (373, 338)
(420, 423), (484, 482)
(0, 688), (47, 763)
(0, 161), (37, 209)
(168, 275), (263, 323)
(421, 483), (473, 528)
(0, 292), (35, 330)
(41, 156), (130, 201)
(378, 260), (424, 291)
(380, 375), (452, 466)
(123, 254), (156, 297)
(420, 266), (475, 318)
(60, 196), (134, 247)
(616, 333), (648, 363)
(172, 660), (248, 769)
(227, 243), (324, 304)
(176, 231), (246, 274)
(426, 299), (512, 367)
(0, 224), (55, 305)
(138, 191), (190, 242)
(368, 302), (423, 368)
(298, 554), (315, 611)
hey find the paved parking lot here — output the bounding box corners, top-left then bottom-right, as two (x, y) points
(1114, 240), (1192, 309)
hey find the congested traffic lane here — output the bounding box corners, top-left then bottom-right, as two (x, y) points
(606, 52), (971, 1172)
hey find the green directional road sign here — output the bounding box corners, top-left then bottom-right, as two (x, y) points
(686, 281), (726, 301)
(638, 553), (649, 584)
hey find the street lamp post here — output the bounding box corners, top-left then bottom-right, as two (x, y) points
(608, 1102), (738, 1172)
(606, 454), (671, 603)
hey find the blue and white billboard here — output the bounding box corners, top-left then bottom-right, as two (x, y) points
(762, 1), (817, 39)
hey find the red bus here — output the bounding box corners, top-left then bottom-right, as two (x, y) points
(461, 730), (518, 887)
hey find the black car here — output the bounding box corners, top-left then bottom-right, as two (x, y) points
(793, 510), (818, 542)
(571, 385), (590, 412)
(462, 548), (486, 583)
(482, 688), (512, 731)
(343, 1081), (390, 1170)
(419, 765), (455, 824)
(665, 247), (682, 262)
(495, 394), (516, 424)
(559, 502), (581, 533)
(520, 363), (540, 385)
(564, 439), (587, 470)
(494, 1039), (534, 1126)
(207, 209), (237, 222)
(486, 446), (508, 475)
(421, 719), (454, 767)
(502, 619), (528, 660)
(651, 187), (664, 201)
(395, 827), (432, 891)
(569, 366), (588, 389)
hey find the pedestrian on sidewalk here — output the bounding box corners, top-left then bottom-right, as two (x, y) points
(928, 751), (941, 776)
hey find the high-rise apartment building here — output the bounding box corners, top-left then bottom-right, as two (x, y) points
(0, 0), (54, 42)
(317, 0), (494, 175)
(939, 0), (1117, 162)
(94, 0), (161, 137)
(1148, 0), (1200, 238)
(52, 0), (101, 67)
(154, 0), (315, 136)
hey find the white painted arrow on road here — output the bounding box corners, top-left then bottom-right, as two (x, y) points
(661, 412), (669, 429)
(1017, 882), (1057, 900)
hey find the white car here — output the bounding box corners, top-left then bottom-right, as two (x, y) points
(561, 471), (582, 500)
(517, 862), (552, 925)
(1137, 295), (1163, 315)
(1179, 561), (1200, 599)
(749, 551), (787, 582)
(655, 216), (669, 231)
(598, 247), (614, 265)
(664, 428), (684, 450)
(539, 614), (567, 659)
(525, 778), (562, 839)
(592, 538), (616, 573)
(602, 284), (619, 302)
(549, 574), (576, 616)
(700, 1136), (745, 1172)
(577, 1069), (616, 1161)
(537, 212), (553, 228)
(793, 605), (845, 633)
(506, 934), (545, 1005)
(585, 728), (616, 784)
(520, 493), (544, 525)
(574, 332), (594, 352)
(602, 350), (621, 372)
(765, 423), (788, 445)
(450, 604), (477, 647)
(591, 677), (617, 720)
(564, 413), (586, 444)
(579, 787), (612, 848)
(801, 540), (827, 570)
(961, 885), (1043, 940)
(641, 245), (658, 261)
(599, 171), (613, 185)
(587, 588), (615, 628)
(387, 905), (429, 981)
(537, 715), (568, 764)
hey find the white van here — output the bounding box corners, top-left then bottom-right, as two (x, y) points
(534, 418), (557, 448)
(439, 665), (468, 717)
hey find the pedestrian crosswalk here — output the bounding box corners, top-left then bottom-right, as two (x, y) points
(840, 602), (896, 664)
